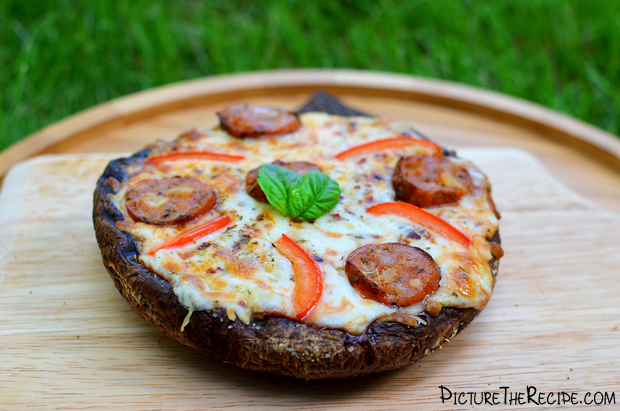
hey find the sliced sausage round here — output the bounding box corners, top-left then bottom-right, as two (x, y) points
(392, 153), (474, 207)
(217, 104), (301, 138)
(125, 176), (217, 225)
(345, 243), (440, 307)
(246, 160), (322, 203)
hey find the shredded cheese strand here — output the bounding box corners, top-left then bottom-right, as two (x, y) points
(180, 302), (194, 332)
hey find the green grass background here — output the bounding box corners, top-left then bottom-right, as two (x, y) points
(2, 0), (619, 151)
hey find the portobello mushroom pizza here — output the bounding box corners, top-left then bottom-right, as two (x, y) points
(93, 101), (503, 379)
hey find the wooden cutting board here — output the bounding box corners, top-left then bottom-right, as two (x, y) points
(1, 149), (618, 410)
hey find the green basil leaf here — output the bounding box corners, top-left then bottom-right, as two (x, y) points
(257, 164), (301, 216)
(288, 170), (341, 221)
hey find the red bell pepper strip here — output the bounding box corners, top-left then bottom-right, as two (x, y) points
(147, 215), (231, 255)
(335, 136), (442, 160)
(367, 202), (471, 249)
(147, 152), (245, 167)
(274, 234), (323, 320)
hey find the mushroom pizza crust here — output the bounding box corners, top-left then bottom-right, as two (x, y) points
(93, 104), (503, 379)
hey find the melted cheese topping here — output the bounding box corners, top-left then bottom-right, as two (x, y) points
(110, 114), (499, 335)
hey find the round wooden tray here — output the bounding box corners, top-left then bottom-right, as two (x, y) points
(2, 69), (620, 213)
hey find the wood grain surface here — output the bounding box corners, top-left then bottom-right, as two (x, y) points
(1, 70), (620, 214)
(1, 150), (618, 410)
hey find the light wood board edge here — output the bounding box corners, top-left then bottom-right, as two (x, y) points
(2, 69), (620, 180)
